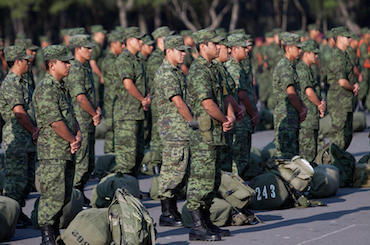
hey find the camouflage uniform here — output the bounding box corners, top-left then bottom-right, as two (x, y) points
(272, 35), (302, 159)
(113, 28), (146, 175)
(358, 34), (369, 108)
(65, 35), (97, 190)
(297, 60), (320, 163)
(90, 30), (105, 109)
(186, 30), (225, 211)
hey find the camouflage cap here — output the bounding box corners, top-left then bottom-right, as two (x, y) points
(39, 35), (50, 43)
(43, 45), (74, 61)
(331, 26), (352, 38)
(308, 24), (319, 31)
(115, 26), (126, 33)
(226, 34), (252, 47)
(180, 30), (193, 37)
(164, 35), (190, 51)
(215, 28), (227, 37)
(90, 25), (107, 34)
(107, 31), (123, 43)
(360, 27), (370, 34)
(124, 27), (145, 39)
(265, 31), (274, 38)
(272, 28), (282, 35)
(15, 38), (38, 50)
(350, 33), (360, 40)
(279, 31), (291, 41)
(282, 33), (302, 47)
(4, 45), (32, 61)
(69, 34), (95, 49)
(301, 40), (320, 54)
(152, 26), (174, 40)
(141, 34), (154, 46)
(294, 30), (308, 38)
(229, 28), (246, 35)
(60, 28), (69, 38)
(68, 27), (86, 36)
(193, 29), (224, 44)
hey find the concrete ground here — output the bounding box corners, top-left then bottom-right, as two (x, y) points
(2, 113), (369, 245)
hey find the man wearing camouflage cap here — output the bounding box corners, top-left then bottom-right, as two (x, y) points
(327, 27), (359, 151)
(112, 27), (150, 176)
(180, 30), (198, 74)
(153, 35), (192, 227)
(0, 39), (6, 82)
(273, 33), (307, 159)
(90, 25), (107, 109)
(16, 38), (38, 90)
(101, 31), (124, 154)
(224, 34), (260, 180)
(186, 29), (235, 241)
(65, 34), (101, 206)
(33, 45), (81, 244)
(358, 28), (370, 110)
(0, 45), (38, 227)
(297, 40), (326, 163)
(60, 27), (86, 46)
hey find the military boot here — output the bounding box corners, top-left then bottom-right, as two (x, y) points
(201, 207), (231, 237)
(40, 225), (56, 245)
(159, 199), (182, 227)
(189, 209), (221, 241)
(169, 197), (182, 222)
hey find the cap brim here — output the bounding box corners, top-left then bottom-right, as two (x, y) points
(83, 42), (96, 48)
(29, 45), (39, 50)
(59, 54), (74, 61)
(210, 36), (224, 43)
(136, 33), (145, 39)
(176, 45), (191, 51)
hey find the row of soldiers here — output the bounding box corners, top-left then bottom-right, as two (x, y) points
(0, 23), (368, 244)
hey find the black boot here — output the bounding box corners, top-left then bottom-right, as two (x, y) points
(159, 199), (182, 227)
(202, 207), (231, 237)
(40, 225), (56, 245)
(76, 186), (91, 209)
(17, 211), (32, 228)
(169, 197), (183, 222)
(189, 209), (221, 241)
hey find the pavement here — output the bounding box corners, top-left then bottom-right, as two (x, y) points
(2, 113), (370, 245)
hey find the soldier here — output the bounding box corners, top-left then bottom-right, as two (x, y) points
(180, 30), (198, 74)
(186, 29), (234, 241)
(101, 31), (124, 154)
(154, 35), (192, 227)
(0, 39), (7, 81)
(0, 45), (38, 228)
(112, 27), (150, 175)
(90, 25), (107, 109)
(358, 28), (370, 110)
(33, 45), (81, 244)
(65, 34), (101, 206)
(60, 27), (86, 46)
(224, 34), (259, 180)
(327, 27), (359, 151)
(16, 38), (38, 90)
(297, 40), (326, 163)
(272, 33), (307, 159)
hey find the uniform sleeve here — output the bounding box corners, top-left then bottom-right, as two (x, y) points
(117, 54), (134, 82)
(66, 66), (86, 98)
(297, 65), (313, 93)
(190, 68), (213, 102)
(225, 62), (247, 91)
(3, 79), (25, 110)
(91, 45), (100, 61)
(279, 64), (295, 91)
(35, 84), (63, 126)
(329, 53), (347, 81)
(161, 71), (181, 101)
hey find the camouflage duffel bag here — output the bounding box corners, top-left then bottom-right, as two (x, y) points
(261, 142), (276, 162)
(248, 172), (292, 210)
(353, 154), (370, 188)
(353, 111), (367, 132)
(62, 208), (111, 245)
(91, 172), (140, 208)
(308, 164), (340, 198)
(31, 188), (84, 229)
(93, 154), (116, 180)
(182, 198), (233, 228)
(0, 196), (20, 242)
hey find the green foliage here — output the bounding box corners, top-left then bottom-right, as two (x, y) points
(49, 0), (89, 15)
(0, 0), (42, 19)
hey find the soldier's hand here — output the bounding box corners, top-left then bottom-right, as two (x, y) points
(222, 116), (234, 132)
(353, 83), (360, 96)
(32, 127), (40, 144)
(100, 76), (104, 84)
(93, 108), (102, 126)
(318, 100), (326, 118)
(142, 96), (151, 111)
(70, 137), (81, 154)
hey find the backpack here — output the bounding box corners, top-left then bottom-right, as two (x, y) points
(218, 171), (255, 209)
(31, 188), (84, 229)
(261, 142), (276, 163)
(91, 172), (140, 208)
(108, 188), (156, 245)
(353, 154), (370, 188)
(62, 208), (111, 245)
(0, 196), (20, 242)
(93, 154), (116, 179)
(308, 164), (340, 198)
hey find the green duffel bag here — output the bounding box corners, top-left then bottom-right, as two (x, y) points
(358, 154), (370, 164)
(182, 198), (233, 228)
(315, 143), (331, 165)
(91, 172), (140, 208)
(31, 188), (84, 229)
(93, 154), (116, 179)
(270, 156), (315, 192)
(353, 111), (367, 132)
(219, 171), (255, 209)
(241, 147), (265, 180)
(330, 143), (356, 187)
(353, 154), (370, 187)
(308, 164), (340, 198)
(248, 172), (292, 210)
(0, 196), (20, 242)
(62, 208), (111, 245)
(95, 118), (107, 139)
(261, 142), (276, 162)
(319, 114), (332, 138)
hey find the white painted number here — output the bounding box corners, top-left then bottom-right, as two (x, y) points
(254, 184), (276, 200)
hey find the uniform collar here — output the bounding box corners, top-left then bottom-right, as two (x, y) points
(198, 56), (213, 68)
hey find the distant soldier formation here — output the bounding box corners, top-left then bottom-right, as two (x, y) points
(0, 23), (369, 244)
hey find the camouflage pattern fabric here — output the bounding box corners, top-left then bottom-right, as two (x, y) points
(272, 56), (301, 158)
(91, 40), (104, 108)
(186, 56), (225, 211)
(327, 47), (354, 150)
(154, 59), (190, 199)
(296, 60), (320, 162)
(66, 59), (96, 189)
(0, 71), (36, 206)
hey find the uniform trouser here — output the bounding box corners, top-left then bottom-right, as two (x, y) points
(359, 69), (368, 102)
(150, 115), (163, 167)
(143, 110), (152, 149)
(232, 130), (252, 179)
(3, 149), (36, 207)
(299, 127), (318, 163)
(158, 140), (189, 199)
(186, 131), (223, 211)
(104, 97), (114, 153)
(329, 111), (353, 151)
(113, 120), (144, 176)
(73, 128), (95, 190)
(274, 124), (299, 159)
(38, 159), (74, 226)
